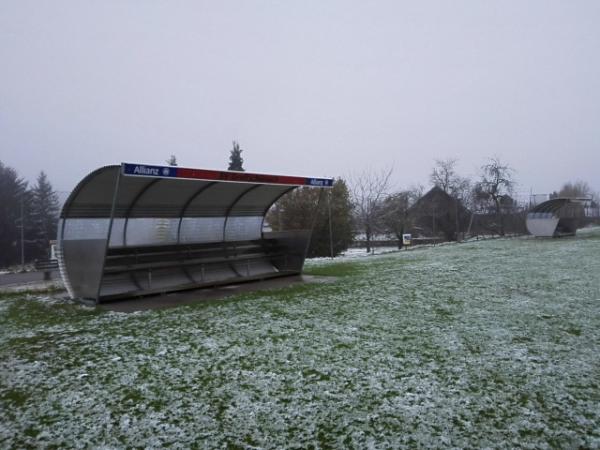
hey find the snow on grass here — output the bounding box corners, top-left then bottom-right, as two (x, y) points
(2, 228), (600, 448)
(0, 280), (65, 295)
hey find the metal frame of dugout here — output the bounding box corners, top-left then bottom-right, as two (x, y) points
(57, 163), (333, 303)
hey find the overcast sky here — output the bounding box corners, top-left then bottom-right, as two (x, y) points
(1, 1), (599, 197)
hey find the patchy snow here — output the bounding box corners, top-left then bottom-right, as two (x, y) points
(0, 280), (64, 294)
(1, 228), (600, 448)
(308, 246), (400, 263)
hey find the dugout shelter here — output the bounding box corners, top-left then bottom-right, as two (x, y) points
(57, 163), (332, 303)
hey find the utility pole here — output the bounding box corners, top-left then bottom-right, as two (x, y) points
(455, 199), (460, 242)
(20, 195), (25, 270)
(529, 187), (533, 209)
(327, 189), (334, 259)
(432, 207), (436, 245)
(466, 212), (475, 238)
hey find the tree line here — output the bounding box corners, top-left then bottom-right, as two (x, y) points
(267, 154), (599, 256)
(264, 156), (521, 256)
(1, 145), (597, 268)
(0, 162), (59, 268)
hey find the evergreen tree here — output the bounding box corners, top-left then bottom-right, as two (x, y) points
(312, 179), (354, 257)
(29, 171), (59, 260)
(228, 141), (245, 171)
(267, 179), (353, 257)
(0, 161), (29, 267)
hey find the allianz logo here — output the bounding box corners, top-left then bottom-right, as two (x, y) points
(132, 165), (171, 176)
(308, 178), (327, 186)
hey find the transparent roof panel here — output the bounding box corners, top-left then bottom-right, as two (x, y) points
(61, 163), (330, 221)
(184, 182), (256, 217)
(229, 185), (293, 217)
(128, 178), (209, 218)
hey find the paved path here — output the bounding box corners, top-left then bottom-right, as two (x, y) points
(0, 270), (60, 287)
(99, 275), (335, 313)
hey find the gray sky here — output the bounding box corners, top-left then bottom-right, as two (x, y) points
(1, 1), (599, 196)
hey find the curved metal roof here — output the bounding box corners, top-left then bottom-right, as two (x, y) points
(61, 163), (332, 219)
(530, 198), (571, 214)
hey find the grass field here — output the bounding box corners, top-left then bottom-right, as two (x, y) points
(2, 228), (600, 449)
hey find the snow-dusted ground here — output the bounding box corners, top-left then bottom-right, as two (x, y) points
(312, 245), (401, 262)
(0, 280), (64, 294)
(1, 228), (600, 448)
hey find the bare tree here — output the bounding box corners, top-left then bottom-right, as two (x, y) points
(381, 187), (422, 249)
(408, 183), (425, 203)
(430, 158), (472, 208)
(474, 156), (515, 236)
(430, 158), (458, 193)
(558, 180), (592, 198)
(349, 167), (393, 253)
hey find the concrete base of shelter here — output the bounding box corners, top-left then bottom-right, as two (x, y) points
(98, 274), (334, 313)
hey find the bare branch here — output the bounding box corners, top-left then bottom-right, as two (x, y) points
(473, 156), (516, 235)
(348, 166), (394, 252)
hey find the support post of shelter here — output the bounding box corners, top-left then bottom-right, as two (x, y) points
(96, 168), (122, 303)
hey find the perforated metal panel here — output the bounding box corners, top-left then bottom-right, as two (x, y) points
(124, 218), (180, 246)
(179, 217), (226, 243)
(224, 216), (263, 241)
